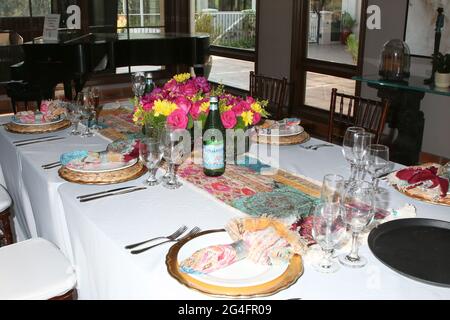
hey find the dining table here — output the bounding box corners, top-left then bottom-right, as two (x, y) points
(0, 113), (449, 300)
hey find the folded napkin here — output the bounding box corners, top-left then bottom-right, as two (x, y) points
(60, 148), (137, 168)
(180, 218), (308, 275)
(395, 166), (449, 197)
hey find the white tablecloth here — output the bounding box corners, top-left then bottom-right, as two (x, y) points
(1, 115), (449, 300)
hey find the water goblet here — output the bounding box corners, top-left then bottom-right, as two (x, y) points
(342, 127), (365, 182)
(320, 174), (345, 205)
(352, 132), (374, 179)
(139, 138), (164, 186)
(311, 202), (346, 273)
(366, 144), (390, 190)
(89, 87), (102, 130)
(66, 103), (82, 136)
(338, 180), (375, 268)
(161, 124), (183, 190)
(77, 92), (95, 138)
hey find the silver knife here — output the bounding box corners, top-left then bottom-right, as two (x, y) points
(14, 135), (58, 144)
(79, 187), (147, 203)
(15, 137), (66, 147)
(77, 186), (138, 200)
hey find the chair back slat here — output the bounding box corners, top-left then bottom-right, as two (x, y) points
(327, 88), (389, 144)
(250, 72), (288, 120)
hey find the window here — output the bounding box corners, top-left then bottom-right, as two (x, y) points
(0, 0), (51, 17)
(193, 0), (257, 90)
(118, 0), (164, 33)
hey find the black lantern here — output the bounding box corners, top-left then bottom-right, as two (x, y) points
(379, 39), (411, 82)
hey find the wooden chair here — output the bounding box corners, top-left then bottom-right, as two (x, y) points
(0, 185), (13, 246)
(0, 238), (77, 300)
(328, 88), (389, 144)
(249, 71), (288, 120)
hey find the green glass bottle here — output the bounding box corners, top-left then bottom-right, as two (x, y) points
(203, 96), (225, 177)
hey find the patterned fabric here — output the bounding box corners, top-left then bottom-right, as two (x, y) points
(177, 155), (321, 223)
(97, 108), (142, 141)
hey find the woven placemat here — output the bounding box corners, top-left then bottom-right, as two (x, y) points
(4, 120), (71, 134)
(251, 131), (310, 146)
(59, 161), (147, 185)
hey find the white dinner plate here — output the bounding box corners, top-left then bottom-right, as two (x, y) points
(65, 158), (138, 174)
(257, 125), (305, 137)
(11, 115), (65, 126)
(177, 231), (289, 288)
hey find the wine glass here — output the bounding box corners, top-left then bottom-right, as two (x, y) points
(311, 202), (346, 273)
(132, 72), (146, 100)
(339, 180), (375, 268)
(139, 138), (164, 186)
(320, 174), (345, 205)
(66, 103), (82, 135)
(89, 87), (102, 130)
(78, 92), (95, 138)
(161, 124), (183, 189)
(342, 127), (365, 181)
(366, 144), (390, 190)
(352, 132), (374, 179)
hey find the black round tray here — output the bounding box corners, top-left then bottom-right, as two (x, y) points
(368, 218), (450, 288)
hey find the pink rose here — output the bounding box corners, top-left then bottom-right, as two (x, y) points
(142, 102), (154, 112)
(181, 81), (197, 97)
(221, 110), (237, 129)
(252, 112), (261, 125)
(167, 109), (189, 129)
(245, 96), (255, 104)
(163, 79), (180, 94)
(231, 101), (250, 116)
(173, 96), (192, 114)
(190, 101), (201, 119)
(194, 77), (211, 93)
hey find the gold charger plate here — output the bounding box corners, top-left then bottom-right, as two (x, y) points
(251, 131), (310, 146)
(166, 229), (304, 299)
(389, 163), (450, 207)
(58, 161), (147, 185)
(4, 119), (72, 134)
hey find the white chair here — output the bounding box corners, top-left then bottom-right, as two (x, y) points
(0, 238), (77, 300)
(0, 184), (13, 245)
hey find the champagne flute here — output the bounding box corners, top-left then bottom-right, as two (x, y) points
(352, 132), (374, 179)
(366, 144), (390, 191)
(311, 202), (346, 273)
(342, 127), (365, 182)
(320, 174), (345, 205)
(339, 180), (375, 268)
(161, 124), (183, 189)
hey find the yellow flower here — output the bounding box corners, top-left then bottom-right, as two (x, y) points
(251, 102), (263, 114)
(223, 105), (233, 112)
(153, 99), (178, 117)
(241, 111), (254, 127)
(133, 108), (142, 123)
(173, 73), (191, 83)
(200, 101), (210, 112)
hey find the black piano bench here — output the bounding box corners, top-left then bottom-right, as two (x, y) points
(5, 81), (55, 114)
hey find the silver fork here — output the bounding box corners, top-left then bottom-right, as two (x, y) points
(299, 144), (333, 151)
(130, 227), (201, 255)
(125, 225), (188, 250)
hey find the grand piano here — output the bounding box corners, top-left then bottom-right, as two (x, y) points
(13, 31), (210, 100)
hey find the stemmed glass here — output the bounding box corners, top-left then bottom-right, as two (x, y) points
(132, 72), (146, 100)
(140, 123), (164, 186)
(366, 144), (390, 190)
(66, 103), (82, 135)
(89, 87), (103, 130)
(311, 202), (346, 273)
(339, 180), (375, 268)
(320, 174), (345, 205)
(77, 91), (95, 138)
(342, 127), (365, 182)
(161, 124), (183, 189)
(353, 132), (374, 179)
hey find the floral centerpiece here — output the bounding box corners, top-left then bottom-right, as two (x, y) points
(132, 73), (269, 131)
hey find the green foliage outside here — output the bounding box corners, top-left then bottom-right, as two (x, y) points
(346, 34), (359, 64)
(0, 0), (51, 17)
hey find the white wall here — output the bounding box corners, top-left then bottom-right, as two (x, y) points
(362, 0), (450, 158)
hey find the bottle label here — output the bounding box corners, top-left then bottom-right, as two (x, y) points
(203, 142), (224, 170)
